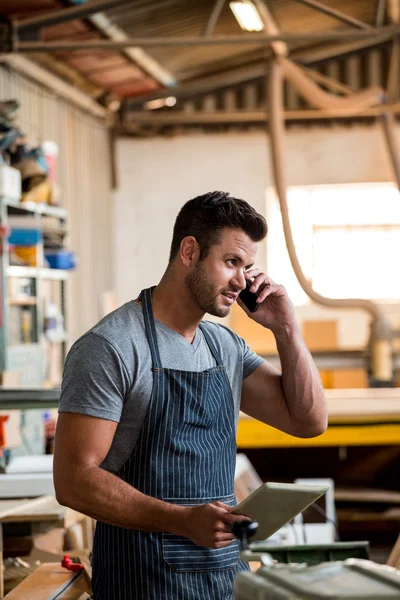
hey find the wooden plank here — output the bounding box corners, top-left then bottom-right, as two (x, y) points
(336, 487), (400, 504)
(4, 563), (90, 599)
(0, 497), (64, 523)
(337, 507), (400, 522)
(0, 550), (3, 600)
(387, 534), (400, 569)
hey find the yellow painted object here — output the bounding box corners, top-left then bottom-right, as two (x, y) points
(14, 246), (38, 267)
(237, 389), (400, 448)
(237, 418), (400, 448)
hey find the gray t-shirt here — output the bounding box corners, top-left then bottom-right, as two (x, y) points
(59, 300), (264, 473)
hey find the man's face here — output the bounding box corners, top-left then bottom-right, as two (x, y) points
(185, 228), (257, 318)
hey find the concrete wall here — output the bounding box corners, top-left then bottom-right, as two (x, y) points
(114, 124), (400, 349)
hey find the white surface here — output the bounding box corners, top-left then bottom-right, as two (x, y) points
(0, 165), (21, 201)
(0, 473), (55, 498)
(6, 454), (53, 474)
(294, 478), (336, 544)
(235, 453), (263, 484)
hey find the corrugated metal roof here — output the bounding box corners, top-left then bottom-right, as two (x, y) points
(106, 0), (378, 79)
(0, 0), (390, 101)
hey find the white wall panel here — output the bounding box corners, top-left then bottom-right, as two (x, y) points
(114, 125), (400, 347)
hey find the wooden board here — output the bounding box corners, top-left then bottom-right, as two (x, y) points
(335, 487), (400, 504)
(302, 320), (338, 351)
(0, 497), (64, 522)
(387, 534), (400, 569)
(4, 563), (91, 599)
(0, 496), (86, 528)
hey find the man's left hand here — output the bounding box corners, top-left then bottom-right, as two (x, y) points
(237, 269), (297, 334)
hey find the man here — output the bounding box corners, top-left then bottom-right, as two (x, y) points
(54, 191), (327, 600)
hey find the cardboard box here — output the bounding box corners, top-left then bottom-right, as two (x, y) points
(302, 320), (338, 351)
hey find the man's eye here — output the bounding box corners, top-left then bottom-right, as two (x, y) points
(226, 259), (236, 266)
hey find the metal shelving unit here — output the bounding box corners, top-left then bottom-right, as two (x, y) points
(0, 387), (61, 409)
(0, 195), (68, 387)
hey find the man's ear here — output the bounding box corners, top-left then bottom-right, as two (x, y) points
(180, 236), (200, 267)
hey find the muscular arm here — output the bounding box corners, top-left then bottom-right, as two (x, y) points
(54, 413), (185, 532)
(54, 412), (245, 547)
(241, 323), (327, 438)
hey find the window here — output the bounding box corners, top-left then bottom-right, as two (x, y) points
(266, 183), (400, 305)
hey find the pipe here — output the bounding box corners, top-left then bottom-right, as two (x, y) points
(380, 111), (400, 191)
(281, 58), (385, 114)
(267, 57), (388, 323)
(267, 57), (394, 382)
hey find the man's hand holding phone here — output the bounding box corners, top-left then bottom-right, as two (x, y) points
(237, 270), (297, 335)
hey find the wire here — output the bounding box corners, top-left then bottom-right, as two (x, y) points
(310, 502), (340, 541)
(302, 521), (308, 544)
(289, 519), (299, 545)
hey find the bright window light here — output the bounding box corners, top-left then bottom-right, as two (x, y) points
(267, 183), (400, 305)
(229, 1), (264, 32)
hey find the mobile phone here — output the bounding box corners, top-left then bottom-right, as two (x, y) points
(239, 280), (259, 312)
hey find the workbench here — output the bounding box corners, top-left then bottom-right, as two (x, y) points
(0, 496), (93, 599)
(237, 388), (400, 448)
(4, 563), (91, 599)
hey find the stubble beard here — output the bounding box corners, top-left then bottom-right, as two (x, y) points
(185, 262), (229, 318)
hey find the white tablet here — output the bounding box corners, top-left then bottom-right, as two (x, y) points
(231, 481), (329, 541)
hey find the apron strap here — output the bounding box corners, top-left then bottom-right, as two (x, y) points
(139, 287), (162, 369)
(198, 323), (224, 367)
(140, 288), (225, 369)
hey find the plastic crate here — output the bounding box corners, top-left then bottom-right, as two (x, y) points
(9, 228), (42, 245)
(249, 542), (369, 566)
(45, 250), (76, 270)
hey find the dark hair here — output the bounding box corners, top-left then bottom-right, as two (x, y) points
(169, 191), (267, 263)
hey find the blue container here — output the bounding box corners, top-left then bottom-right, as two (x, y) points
(9, 228), (42, 246)
(45, 251), (76, 270)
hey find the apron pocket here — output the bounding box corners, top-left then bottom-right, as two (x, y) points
(162, 495), (240, 573)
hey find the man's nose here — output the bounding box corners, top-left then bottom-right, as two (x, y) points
(233, 270), (247, 291)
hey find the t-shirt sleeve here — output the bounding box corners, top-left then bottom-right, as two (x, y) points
(59, 332), (131, 423)
(240, 337), (265, 379)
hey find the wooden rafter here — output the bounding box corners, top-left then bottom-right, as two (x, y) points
(293, 0), (373, 30)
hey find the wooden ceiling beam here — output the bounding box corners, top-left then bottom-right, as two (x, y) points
(15, 25), (400, 51)
(293, 0), (374, 30)
(388, 0), (400, 24)
(16, 0), (132, 32)
(125, 31), (395, 107)
(119, 103), (400, 128)
(204, 0), (227, 37)
(375, 0), (387, 27)
(252, 0), (288, 56)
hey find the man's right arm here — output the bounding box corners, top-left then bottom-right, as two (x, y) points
(54, 412), (245, 548)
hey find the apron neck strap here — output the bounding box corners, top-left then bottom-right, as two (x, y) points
(198, 323), (223, 367)
(139, 287), (162, 369)
(140, 288), (224, 369)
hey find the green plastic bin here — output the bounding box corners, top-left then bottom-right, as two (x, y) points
(249, 541), (370, 566)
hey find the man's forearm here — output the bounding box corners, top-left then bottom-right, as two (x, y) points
(274, 322), (327, 436)
(56, 464), (185, 534)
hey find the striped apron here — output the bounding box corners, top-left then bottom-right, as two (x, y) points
(92, 287), (248, 599)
